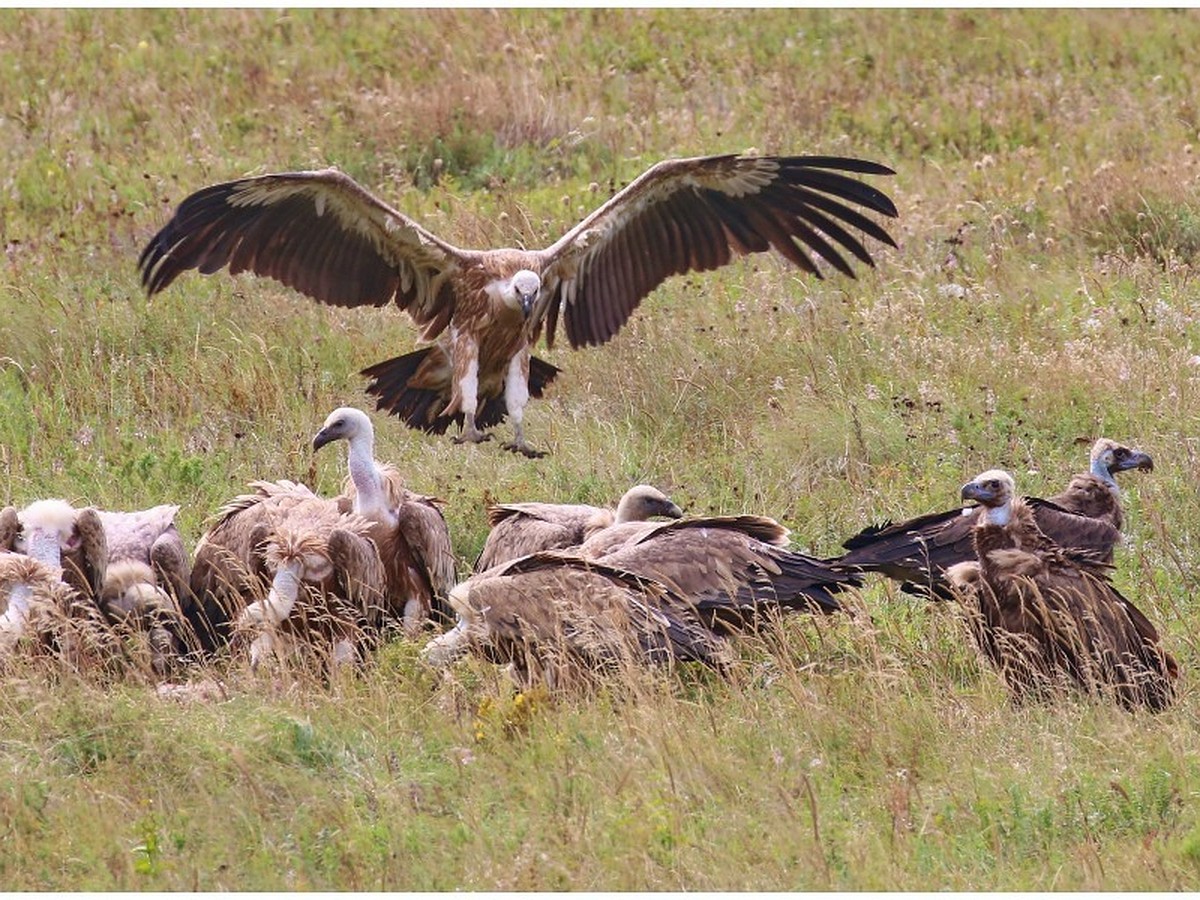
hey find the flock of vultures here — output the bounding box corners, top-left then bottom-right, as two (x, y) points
(0, 153), (1180, 711)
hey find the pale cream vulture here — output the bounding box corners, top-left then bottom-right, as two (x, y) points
(947, 470), (1177, 711)
(422, 552), (732, 690)
(835, 438), (1153, 600)
(473, 484), (683, 572)
(139, 154), (897, 456)
(313, 406), (458, 625)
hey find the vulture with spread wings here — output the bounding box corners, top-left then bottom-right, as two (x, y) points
(139, 154), (898, 456)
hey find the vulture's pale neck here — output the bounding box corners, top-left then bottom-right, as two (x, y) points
(982, 501), (1012, 527)
(263, 561), (303, 625)
(346, 433), (388, 519)
(1090, 457), (1119, 491)
(25, 530), (63, 570)
(613, 493), (642, 524)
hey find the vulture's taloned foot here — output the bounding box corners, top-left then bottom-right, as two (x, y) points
(453, 431), (495, 446)
(503, 440), (548, 459)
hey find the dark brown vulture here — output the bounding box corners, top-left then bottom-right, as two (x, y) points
(473, 484), (683, 573)
(313, 406), (457, 626)
(577, 514), (862, 633)
(835, 438), (1154, 600)
(947, 469), (1177, 711)
(139, 154), (898, 457)
(421, 552), (731, 690)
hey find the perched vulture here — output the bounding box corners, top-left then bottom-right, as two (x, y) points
(1044, 437), (1153, 530)
(139, 154), (898, 457)
(236, 506), (387, 669)
(95, 505), (195, 673)
(835, 438), (1154, 600)
(2, 499), (107, 602)
(190, 480), (388, 667)
(947, 469), (1177, 711)
(313, 406), (457, 626)
(577, 514), (861, 633)
(422, 552), (731, 689)
(473, 484), (683, 572)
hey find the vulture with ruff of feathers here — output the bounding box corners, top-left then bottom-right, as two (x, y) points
(422, 552), (732, 690)
(95, 505), (195, 673)
(0, 505), (119, 670)
(190, 480), (388, 667)
(946, 469), (1177, 711)
(139, 154), (898, 457)
(2, 499), (107, 603)
(473, 484), (683, 573)
(577, 514), (862, 633)
(835, 438), (1153, 600)
(0, 552), (75, 659)
(313, 406), (457, 625)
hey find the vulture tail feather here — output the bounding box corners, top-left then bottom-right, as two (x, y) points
(363, 350), (560, 434)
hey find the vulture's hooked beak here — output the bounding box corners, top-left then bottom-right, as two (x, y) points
(1113, 449), (1154, 473)
(660, 501), (684, 520)
(520, 289), (537, 319)
(312, 427), (336, 453)
(960, 481), (999, 507)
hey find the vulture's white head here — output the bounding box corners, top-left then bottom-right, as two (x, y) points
(1089, 437), (1154, 488)
(503, 269), (541, 318)
(313, 406), (376, 454)
(15, 499), (80, 567)
(961, 469), (1016, 526)
(615, 485), (684, 524)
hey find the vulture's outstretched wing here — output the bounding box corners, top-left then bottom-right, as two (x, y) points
(536, 154), (898, 348)
(139, 168), (467, 339)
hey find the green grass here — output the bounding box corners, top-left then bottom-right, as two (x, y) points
(2, 7), (1200, 890)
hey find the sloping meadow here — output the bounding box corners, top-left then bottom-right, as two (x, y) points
(1, 8), (1199, 889)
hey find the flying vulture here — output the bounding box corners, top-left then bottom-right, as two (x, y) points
(139, 154), (898, 457)
(947, 469), (1177, 711)
(95, 505), (195, 673)
(577, 514), (861, 633)
(421, 552), (732, 690)
(835, 438), (1154, 600)
(473, 484), (683, 573)
(313, 406), (458, 627)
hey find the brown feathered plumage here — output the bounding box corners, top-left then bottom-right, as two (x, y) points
(140, 155), (897, 456)
(577, 515), (860, 633)
(0, 551), (119, 672)
(236, 512), (387, 669)
(836, 438), (1153, 600)
(948, 470), (1177, 711)
(473, 484), (683, 573)
(422, 552), (731, 690)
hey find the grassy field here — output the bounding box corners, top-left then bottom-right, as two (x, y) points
(2, 7), (1200, 890)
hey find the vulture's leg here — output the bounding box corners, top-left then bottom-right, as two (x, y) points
(449, 336), (494, 446)
(501, 348), (547, 459)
